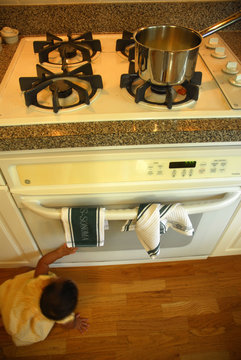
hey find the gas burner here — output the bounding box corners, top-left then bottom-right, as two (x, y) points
(19, 62), (103, 113)
(33, 32), (102, 66)
(120, 64), (202, 109)
(49, 80), (73, 98)
(116, 31), (135, 60)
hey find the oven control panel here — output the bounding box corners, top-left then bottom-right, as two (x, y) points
(15, 154), (241, 187)
(146, 158), (233, 179)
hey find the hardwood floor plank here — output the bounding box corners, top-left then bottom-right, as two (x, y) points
(111, 278), (166, 294)
(161, 298), (220, 318)
(166, 274), (215, 292)
(232, 310), (241, 325)
(180, 351), (230, 360)
(116, 347), (181, 360)
(127, 333), (188, 352)
(187, 312), (234, 338)
(139, 261), (196, 279)
(56, 352), (116, 360)
(117, 316), (188, 336)
(118, 300), (163, 320)
(177, 338), (229, 358)
(3, 339), (66, 358)
(127, 289), (173, 303)
(53, 264), (141, 283)
(66, 335), (128, 355)
(0, 356), (53, 360)
(217, 296), (241, 312)
(79, 293), (127, 306)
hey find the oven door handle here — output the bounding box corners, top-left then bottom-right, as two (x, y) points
(21, 191), (240, 220)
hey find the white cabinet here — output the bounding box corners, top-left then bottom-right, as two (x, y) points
(0, 186), (41, 267)
(211, 201), (241, 256)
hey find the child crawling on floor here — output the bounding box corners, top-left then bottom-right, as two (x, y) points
(0, 244), (89, 346)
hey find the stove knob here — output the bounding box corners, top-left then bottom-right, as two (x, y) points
(229, 73), (241, 87)
(211, 46), (227, 59)
(206, 37), (219, 49)
(222, 61), (238, 75)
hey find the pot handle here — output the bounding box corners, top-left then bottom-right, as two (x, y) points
(200, 10), (241, 38)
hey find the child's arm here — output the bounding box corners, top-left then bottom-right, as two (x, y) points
(34, 244), (77, 277)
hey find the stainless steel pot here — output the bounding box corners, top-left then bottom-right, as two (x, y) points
(133, 11), (241, 86)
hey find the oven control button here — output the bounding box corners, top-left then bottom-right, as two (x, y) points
(229, 73), (241, 87)
(147, 165), (153, 175)
(206, 37), (219, 49)
(211, 46), (226, 59)
(188, 169), (193, 177)
(171, 170), (177, 178)
(222, 61), (238, 75)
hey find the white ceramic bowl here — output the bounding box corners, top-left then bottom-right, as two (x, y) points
(1, 27), (19, 44)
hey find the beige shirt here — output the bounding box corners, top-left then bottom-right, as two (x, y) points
(0, 270), (74, 346)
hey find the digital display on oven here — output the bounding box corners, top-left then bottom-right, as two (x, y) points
(169, 161), (196, 169)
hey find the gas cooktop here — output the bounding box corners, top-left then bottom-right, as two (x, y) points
(0, 32), (241, 126)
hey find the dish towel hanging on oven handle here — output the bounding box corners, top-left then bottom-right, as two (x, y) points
(61, 207), (108, 248)
(121, 203), (194, 259)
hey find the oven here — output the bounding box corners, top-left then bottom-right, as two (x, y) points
(0, 146), (240, 266)
(0, 30), (240, 266)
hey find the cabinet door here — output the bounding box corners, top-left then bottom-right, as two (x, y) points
(0, 187), (40, 267)
(211, 202), (241, 256)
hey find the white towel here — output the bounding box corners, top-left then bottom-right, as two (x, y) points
(159, 203), (194, 236)
(122, 203), (194, 259)
(61, 207), (107, 248)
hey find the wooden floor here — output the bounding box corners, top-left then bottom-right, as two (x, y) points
(1, 255), (241, 360)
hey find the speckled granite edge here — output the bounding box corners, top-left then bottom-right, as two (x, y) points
(0, 118), (240, 151)
(0, 1), (241, 35)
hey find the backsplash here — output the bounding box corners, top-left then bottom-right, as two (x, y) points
(0, 1), (240, 35)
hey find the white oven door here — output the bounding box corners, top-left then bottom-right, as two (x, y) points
(12, 187), (240, 266)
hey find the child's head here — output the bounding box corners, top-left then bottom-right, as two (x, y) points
(40, 278), (78, 321)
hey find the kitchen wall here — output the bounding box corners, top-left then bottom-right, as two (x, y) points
(0, 1), (240, 35)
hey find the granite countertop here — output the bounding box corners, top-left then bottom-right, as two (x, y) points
(0, 31), (241, 151)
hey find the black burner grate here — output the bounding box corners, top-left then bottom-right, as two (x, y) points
(115, 31), (135, 60)
(33, 32), (102, 65)
(117, 32), (202, 109)
(120, 71), (202, 109)
(19, 63), (103, 113)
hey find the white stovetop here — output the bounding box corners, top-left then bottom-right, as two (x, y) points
(0, 33), (240, 126)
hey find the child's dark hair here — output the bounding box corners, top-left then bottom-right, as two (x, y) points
(40, 279), (78, 321)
